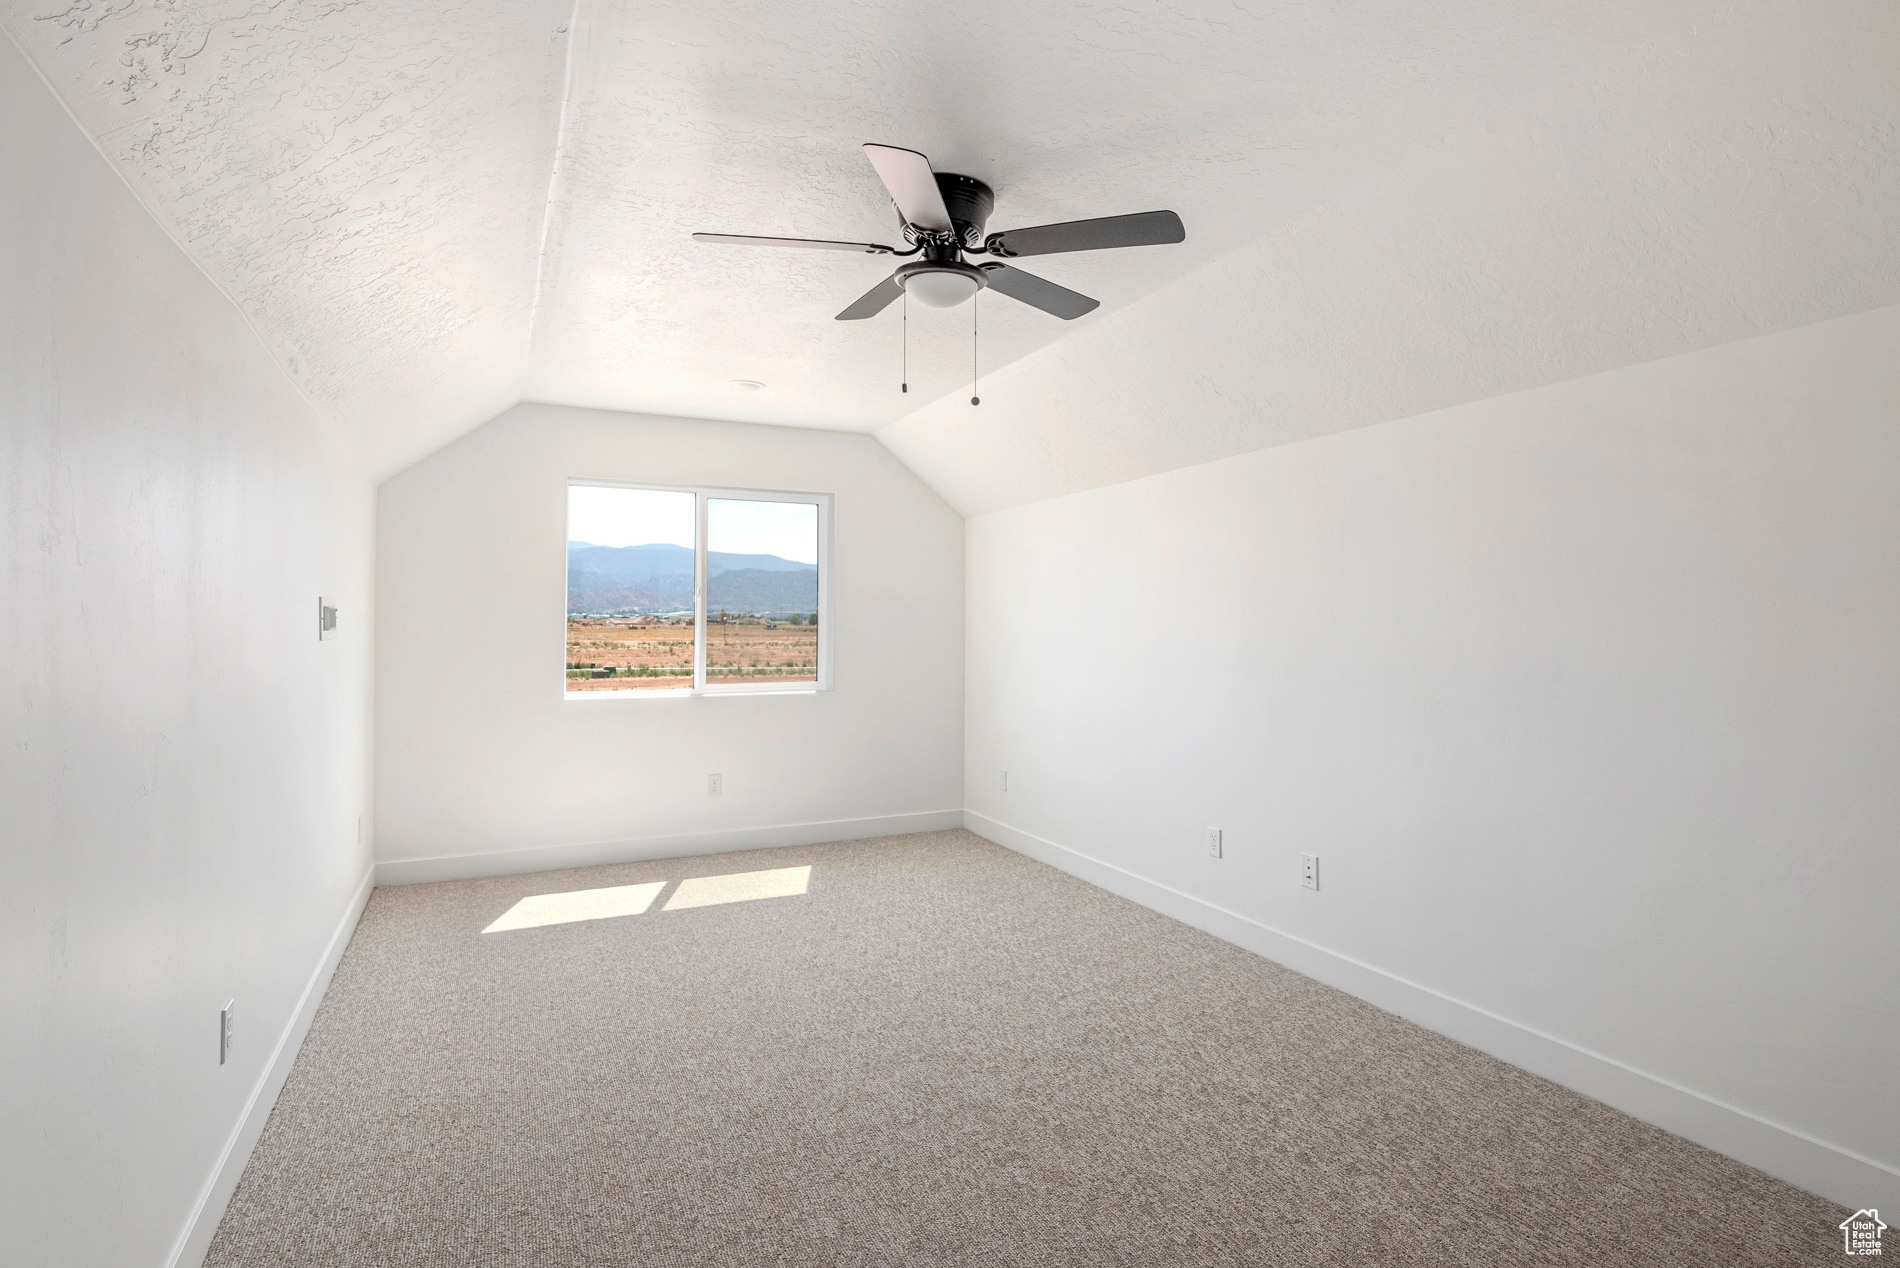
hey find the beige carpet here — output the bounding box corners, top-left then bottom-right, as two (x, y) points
(207, 829), (1842, 1266)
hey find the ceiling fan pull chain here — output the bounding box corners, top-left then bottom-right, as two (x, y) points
(901, 292), (908, 393)
(971, 290), (980, 406)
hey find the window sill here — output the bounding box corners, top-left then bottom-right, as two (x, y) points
(563, 686), (829, 700)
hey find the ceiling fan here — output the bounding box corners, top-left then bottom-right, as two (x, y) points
(693, 144), (1185, 321)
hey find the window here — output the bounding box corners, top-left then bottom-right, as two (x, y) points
(566, 481), (829, 696)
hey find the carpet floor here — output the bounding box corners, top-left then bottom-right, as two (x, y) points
(207, 829), (1843, 1266)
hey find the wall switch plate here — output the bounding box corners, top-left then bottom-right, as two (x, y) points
(220, 1001), (236, 1065)
(1000, 770), (1008, 792)
(317, 596), (338, 641)
(707, 773), (722, 796)
(1207, 827), (1222, 858)
(1301, 853), (1319, 891)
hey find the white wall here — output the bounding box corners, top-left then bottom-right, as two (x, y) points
(1, 31), (376, 1268)
(374, 402), (962, 880)
(964, 305), (1900, 1209)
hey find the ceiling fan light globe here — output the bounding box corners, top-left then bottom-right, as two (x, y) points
(904, 270), (980, 308)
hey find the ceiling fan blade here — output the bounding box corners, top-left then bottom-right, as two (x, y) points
(692, 232), (896, 254)
(984, 210), (1185, 258)
(836, 274), (905, 321)
(979, 264), (1099, 320)
(862, 144), (953, 234)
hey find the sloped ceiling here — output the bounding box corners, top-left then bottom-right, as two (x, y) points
(4, 0), (570, 478)
(881, 3), (1900, 513)
(6, 1), (1896, 493)
(523, 0), (1633, 429)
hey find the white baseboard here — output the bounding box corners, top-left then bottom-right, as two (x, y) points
(375, 809), (966, 886)
(166, 866), (376, 1268)
(964, 810), (1898, 1213)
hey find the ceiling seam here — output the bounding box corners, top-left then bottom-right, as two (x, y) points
(527, 0), (588, 368)
(1, 19), (334, 435)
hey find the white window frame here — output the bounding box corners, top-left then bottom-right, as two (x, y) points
(564, 479), (833, 699)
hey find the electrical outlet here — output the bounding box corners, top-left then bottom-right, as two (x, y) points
(1000, 770), (1008, 792)
(1207, 827), (1222, 858)
(220, 1000), (236, 1065)
(1301, 853), (1319, 891)
(707, 773), (722, 796)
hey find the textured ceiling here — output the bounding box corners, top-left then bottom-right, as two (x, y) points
(6, 1), (1897, 489)
(523, 0), (1635, 431)
(880, 2), (1900, 513)
(4, 0), (570, 477)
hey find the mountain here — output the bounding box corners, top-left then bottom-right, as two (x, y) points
(568, 541), (816, 614)
(568, 543), (693, 588)
(570, 571), (694, 613)
(567, 541), (815, 586)
(567, 585), (672, 613)
(708, 551), (814, 576)
(707, 568), (818, 615)
(567, 567), (640, 594)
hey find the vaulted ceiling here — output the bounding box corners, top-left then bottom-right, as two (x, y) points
(7, 0), (1897, 501)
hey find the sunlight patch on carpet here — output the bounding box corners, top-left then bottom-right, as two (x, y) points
(484, 882), (667, 932)
(663, 865), (812, 911)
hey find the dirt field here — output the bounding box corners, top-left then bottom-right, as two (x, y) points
(567, 618), (818, 691)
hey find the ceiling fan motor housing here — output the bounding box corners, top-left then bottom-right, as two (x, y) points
(893, 173), (995, 306)
(900, 173), (995, 247)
